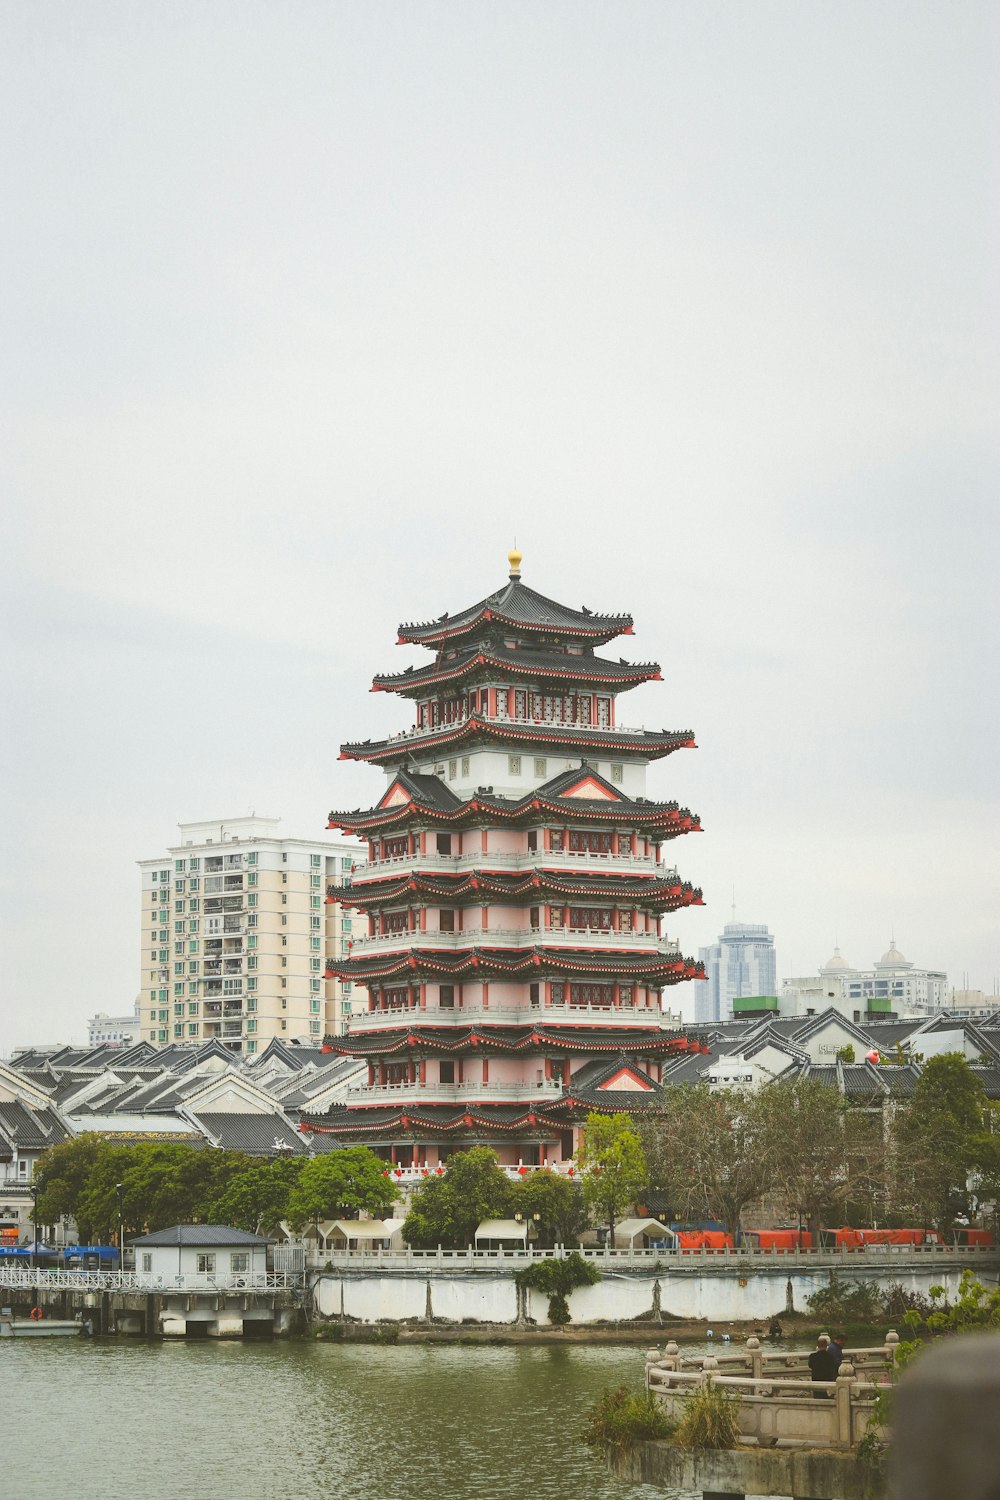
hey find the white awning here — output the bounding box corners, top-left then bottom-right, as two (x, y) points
(614, 1217), (675, 1246)
(475, 1218), (528, 1242)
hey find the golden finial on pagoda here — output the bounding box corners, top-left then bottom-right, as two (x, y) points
(508, 544), (523, 579)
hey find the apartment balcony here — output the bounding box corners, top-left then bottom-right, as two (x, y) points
(204, 895), (245, 915)
(355, 999), (668, 1029)
(203, 962), (222, 977)
(350, 927), (676, 953)
(223, 959), (243, 974)
(347, 1078), (566, 1106)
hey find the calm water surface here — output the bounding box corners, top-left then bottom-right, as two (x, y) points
(9, 1338), (704, 1500)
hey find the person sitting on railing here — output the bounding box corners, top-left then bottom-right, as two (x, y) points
(808, 1335), (838, 1397)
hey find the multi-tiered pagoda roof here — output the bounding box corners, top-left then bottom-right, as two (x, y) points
(307, 550), (706, 1165)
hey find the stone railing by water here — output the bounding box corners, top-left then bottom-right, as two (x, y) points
(0, 1267), (304, 1293)
(646, 1335), (897, 1450)
(296, 1241), (995, 1272)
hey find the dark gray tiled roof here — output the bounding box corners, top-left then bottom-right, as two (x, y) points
(374, 643), (659, 692)
(130, 1224), (273, 1247)
(193, 1112), (306, 1156)
(398, 577), (633, 645)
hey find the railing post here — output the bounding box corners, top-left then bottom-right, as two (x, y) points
(835, 1361), (855, 1449)
(885, 1329), (899, 1366)
(746, 1335), (762, 1382)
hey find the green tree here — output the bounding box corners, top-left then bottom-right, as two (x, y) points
(403, 1147), (513, 1247)
(757, 1077), (886, 1234)
(33, 1133), (108, 1237)
(202, 1155), (307, 1235)
(639, 1085), (774, 1242)
(511, 1169), (588, 1247)
(577, 1113), (648, 1246)
(835, 1045), (856, 1064)
(891, 1054), (985, 1232)
(285, 1146), (400, 1231)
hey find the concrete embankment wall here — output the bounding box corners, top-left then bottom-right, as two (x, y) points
(312, 1264), (969, 1326)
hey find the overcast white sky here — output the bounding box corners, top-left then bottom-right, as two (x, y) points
(2, 2), (997, 1053)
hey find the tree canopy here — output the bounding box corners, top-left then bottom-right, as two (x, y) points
(577, 1112), (648, 1244)
(284, 1148), (401, 1231)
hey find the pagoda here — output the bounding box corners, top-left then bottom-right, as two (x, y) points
(302, 550), (707, 1168)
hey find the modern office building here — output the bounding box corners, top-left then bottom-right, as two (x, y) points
(780, 941), (947, 1020)
(138, 817), (361, 1054)
(303, 550), (706, 1165)
(697, 922), (777, 1023)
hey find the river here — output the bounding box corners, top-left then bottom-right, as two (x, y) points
(7, 1337), (706, 1500)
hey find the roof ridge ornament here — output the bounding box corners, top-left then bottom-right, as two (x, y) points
(508, 544), (523, 579)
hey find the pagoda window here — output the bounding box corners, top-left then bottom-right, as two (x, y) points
(569, 830), (612, 853)
(530, 691), (544, 719)
(386, 1063), (409, 1086)
(551, 982), (565, 1003)
(569, 907), (612, 931)
(620, 985), (634, 1006)
(529, 907), (540, 929)
(550, 829), (564, 852)
(527, 831), (537, 851)
(439, 909), (455, 933)
(569, 982), (614, 1007)
(384, 910), (408, 933)
(619, 909), (634, 932)
(439, 1060), (455, 1084)
(562, 695), (574, 722)
(514, 689), (527, 719)
(578, 697), (592, 725)
(417, 703), (429, 728)
(549, 908), (565, 929)
(385, 986), (410, 1010)
(436, 833), (452, 855)
(439, 985), (455, 1008)
(383, 836), (408, 861)
(596, 697), (611, 727)
(529, 983), (540, 1007)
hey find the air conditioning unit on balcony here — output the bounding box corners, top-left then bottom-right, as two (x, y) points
(433, 764), (445, 774)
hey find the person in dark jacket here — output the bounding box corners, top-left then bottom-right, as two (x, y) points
(808, 1335), (838, 1395)
(830, 1333), (847, 1370)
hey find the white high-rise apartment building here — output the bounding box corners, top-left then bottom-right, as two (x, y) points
(139, 817), (362, 1055)
(697, 922), (777, 1023)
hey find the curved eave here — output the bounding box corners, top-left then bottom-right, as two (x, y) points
(323, 1027), (699, 1057)
(328, 796), (702, 838)
(372, 652), (661, 696)
(327, 873), (704, 912)
(300, 1106), (575, 1136)
(325, 947), (706, 984)
(339, 716), (695, 765)
(397, 610), (634, 650)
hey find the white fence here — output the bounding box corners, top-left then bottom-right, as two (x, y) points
(300, 1241), (996, 1272)
(0, 1268), (303, 1293)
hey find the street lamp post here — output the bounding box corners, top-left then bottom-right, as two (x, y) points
(28, 1184), (39, 1273)
(513, 1211), (541, 1252)
(116, 1183), (125, 1274)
